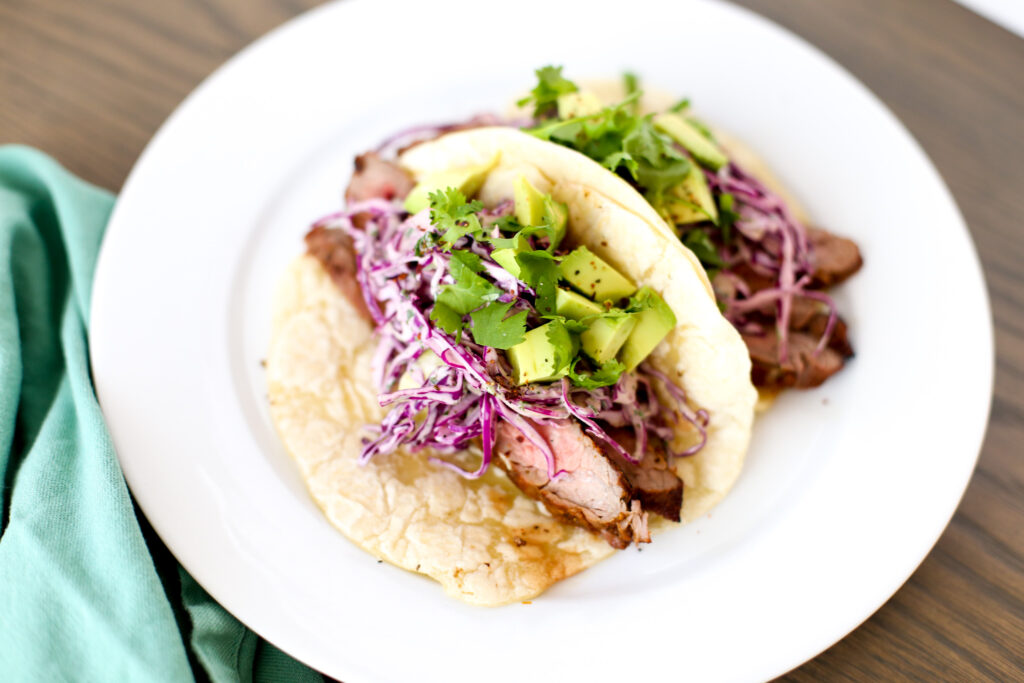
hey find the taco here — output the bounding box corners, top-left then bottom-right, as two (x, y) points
(267, 127), (756, 606)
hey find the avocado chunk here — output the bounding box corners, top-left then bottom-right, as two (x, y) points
(619, 287), (678, 371)
(491, 233), (531, 277)
(507, 321), (573, 385)
(514, 175), (568, 249)
(558, 246), (637, 303)
(665, 158), (719, 225)
(514, 175), (546, 226)
(541, 198), (568, 249)
(653, 112), (728, 171)
(403, 156), (497, 213)
(555, 288), (604, 320)
(581, 314), (637, 364)
(556, 91), (603, 119)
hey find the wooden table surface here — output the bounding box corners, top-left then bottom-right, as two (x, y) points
(3, 0), (1022, 679)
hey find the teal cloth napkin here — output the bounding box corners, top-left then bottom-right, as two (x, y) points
(0, 146), (323, 683)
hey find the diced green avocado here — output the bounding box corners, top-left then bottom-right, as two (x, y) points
(555, 288), (604, 320)
(618, 287), (678, 371)
(556, 91), (604, 119)
(581, 314), (637, 364)
(491, 234), (531, 277)
(666, 158), (719, 225)
(514, 176), (568, 249)
(653, 112), (729, 171)
(514, 175), (546, 226)
(507, 321), (572, 385)
(491, 249), (519, 277)
(558, 246), (637, 303)
(542, 197), (568, 250)
(403, 156), (497, 213)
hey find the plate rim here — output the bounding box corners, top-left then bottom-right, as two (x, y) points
(90, 0), (995, 680)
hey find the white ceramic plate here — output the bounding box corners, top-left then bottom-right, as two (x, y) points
(90, 0), (993, 680)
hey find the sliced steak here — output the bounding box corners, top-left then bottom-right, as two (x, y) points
(344, 152), (415, 204)
(494, 419), (650, 548)
(599, 429), (683, 522)
(788, 297), (854, 358)
(806, 310), (853, 358)
(807, 226), (863, 288)
(304, 226), (372, 323)
(744, 330), (845, 389)
(738, 292), (854, 390)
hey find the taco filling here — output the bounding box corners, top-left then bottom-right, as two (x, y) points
(307, 169), (714, 546)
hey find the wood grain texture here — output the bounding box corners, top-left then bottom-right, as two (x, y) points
(2, 0), (1021, 679)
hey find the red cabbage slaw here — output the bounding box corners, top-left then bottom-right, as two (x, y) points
(311, 198), (708, 479)
(704, 161), (838, 361)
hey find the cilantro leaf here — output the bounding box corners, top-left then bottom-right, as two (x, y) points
(681, 229), (724, 269)
(622, 120), (692, 201)
(490, 214), (522, 235)
(517, 65), (579, 119)
(430, 302), (464, 337)
(568, 358), (626, 389)
(669, 97), (690, 113)
(540, 314), (589, 334)
(429, 188), (484, 247)
(448, 248), (483, 274)
(469, 301), (527, 349)
(717, 192), (739, 243)
(623, 71), (639, 97)
(625, 286), (656, 313)
(436, 249), (501, 314)
(514, 250), (560, 316)
(545, 319), (573, 372)
(527, 92), (690, 212)
(623, 72), (640, 114)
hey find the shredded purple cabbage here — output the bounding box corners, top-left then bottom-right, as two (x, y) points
(311, 198), (708, 478)
(705, 162), (838, 360)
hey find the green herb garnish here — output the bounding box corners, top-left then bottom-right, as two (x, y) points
(568, 358), (626, 389)
(681, 229), (724, 269)
(470, 301), (528, 349)
(524, 68), (692, 213)
(436, 249), (501, 315)
(716, 192), (739, 244)
(517, 65), (579, 120)
(513, 250), (560, 316)
(429, 188), (484, 247)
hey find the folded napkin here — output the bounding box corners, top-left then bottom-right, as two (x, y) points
(0, 146), (322, 682)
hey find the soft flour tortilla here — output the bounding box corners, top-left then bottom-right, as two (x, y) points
(268, 128), (756, 606)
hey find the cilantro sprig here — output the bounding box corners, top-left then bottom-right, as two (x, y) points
(517, 65), (578, 119)
(568, 358), (626, 389)
(429, 188), (484, 247)
(435, 249), (501, 315)
(525, 78), (692, 211)
(681, 229), (724, 270)
(521, 65), (745, 275)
